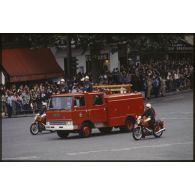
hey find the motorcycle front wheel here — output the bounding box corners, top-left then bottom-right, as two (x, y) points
(30, 123), (39, 135)
(132, 127), (142, 140)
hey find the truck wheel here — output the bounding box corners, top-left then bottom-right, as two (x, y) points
(120, 117), (135, 132)
(57, 131), (69, 138)
(99, 127), (112, 134)
(79, 123), (92, 138)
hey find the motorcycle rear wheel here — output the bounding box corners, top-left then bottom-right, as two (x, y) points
(153, 130), (163, 138)
(30, 123), (39, 135)
(132, 127), (142, 140)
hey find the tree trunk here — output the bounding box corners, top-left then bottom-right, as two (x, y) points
(90, 48), (100, 84)
(66, 35), (72, 80)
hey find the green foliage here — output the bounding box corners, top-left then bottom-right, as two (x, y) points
(2, 33), (185, 51)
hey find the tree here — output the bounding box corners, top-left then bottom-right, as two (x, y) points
(1, 33), (185, 51)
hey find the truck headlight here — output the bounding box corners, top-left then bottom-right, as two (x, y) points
(65, 121), (73, 125)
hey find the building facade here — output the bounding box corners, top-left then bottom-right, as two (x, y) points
(51, 47), (119, 75)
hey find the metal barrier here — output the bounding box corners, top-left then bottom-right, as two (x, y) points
(1, 101), (42, 117)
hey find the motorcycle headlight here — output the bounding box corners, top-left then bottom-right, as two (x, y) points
(136, 119), (141, 125)
(46, 122), (50, 125)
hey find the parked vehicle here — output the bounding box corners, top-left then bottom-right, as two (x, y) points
(132, 116), (166, 140)
(45, 90), (144, 138)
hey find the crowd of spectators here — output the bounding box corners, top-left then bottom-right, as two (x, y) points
(98, 59), (193, 99)
(0, 76), (93, 117)
(1, 59), (193, 117)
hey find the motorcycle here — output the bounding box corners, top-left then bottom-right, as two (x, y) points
(132, 116), (166, 140)
(30, 113), (46, 135)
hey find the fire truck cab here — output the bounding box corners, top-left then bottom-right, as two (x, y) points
(45, 91), (144, 138)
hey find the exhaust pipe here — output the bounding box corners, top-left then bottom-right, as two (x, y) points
(156, 128), (166, 134)
(145, 128), (153, 133)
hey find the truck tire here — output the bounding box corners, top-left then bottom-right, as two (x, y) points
(120, 117), (135, 132)
(99, 127), (112, 134)
(79, 122), (92, 138)
(57, 131), (69, 138)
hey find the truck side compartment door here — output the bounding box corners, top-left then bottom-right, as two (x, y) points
(89, 94), (107, 127)
(73, 96), (88, 128)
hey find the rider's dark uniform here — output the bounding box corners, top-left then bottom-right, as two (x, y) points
(142, 107), (156, 130)
(39, 105), (47, 116)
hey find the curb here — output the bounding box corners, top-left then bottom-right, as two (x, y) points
(144, 89), (192, 103)
(2, 113), (34, 119)
(164, 89), (192, 97)
(143, 89), (192, 100)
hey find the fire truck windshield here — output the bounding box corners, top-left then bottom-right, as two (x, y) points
(49, 96), (72, 110)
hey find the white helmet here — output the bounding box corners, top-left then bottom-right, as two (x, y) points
(60, 78), (65, 82)
(146, 103), (151, 108)
(85, 76), (89, 81)
(42, 102), (47, 106)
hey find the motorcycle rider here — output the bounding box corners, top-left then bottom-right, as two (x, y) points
(36, 102), (47, 119)
(30, 102), (47, 135)
(142, 103), (156, 131)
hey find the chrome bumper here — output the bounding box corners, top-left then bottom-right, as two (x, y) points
(45, 124), (78, 131)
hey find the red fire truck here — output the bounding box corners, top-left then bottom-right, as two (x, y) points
(45, 91), (144, 138)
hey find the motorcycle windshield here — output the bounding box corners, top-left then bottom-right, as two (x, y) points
(49, 96), (72, 110)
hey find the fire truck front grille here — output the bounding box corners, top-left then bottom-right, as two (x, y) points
(50, 121), (66, 125)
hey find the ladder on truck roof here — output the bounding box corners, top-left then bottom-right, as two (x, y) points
(93, 84), (132, 94)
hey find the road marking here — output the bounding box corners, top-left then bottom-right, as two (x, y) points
(66, 142), (193, 156)
(3, 156), (39, 160)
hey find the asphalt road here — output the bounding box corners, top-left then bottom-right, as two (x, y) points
(2, 91), (193, 161)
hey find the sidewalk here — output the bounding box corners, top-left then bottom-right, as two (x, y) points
(143, 88), (192, 102)
(2, 89), (193, 119)
(162, 88), (192, 97)
(2, 113), (35, 119)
